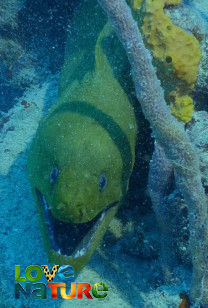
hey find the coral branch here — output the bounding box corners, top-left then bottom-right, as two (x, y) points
(98, 0), (208, 304)
(148, 142), (176, 280)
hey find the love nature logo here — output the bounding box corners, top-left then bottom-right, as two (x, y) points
(15, 265), (108, 300)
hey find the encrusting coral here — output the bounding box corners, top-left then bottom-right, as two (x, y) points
(98, 0), (208, 305)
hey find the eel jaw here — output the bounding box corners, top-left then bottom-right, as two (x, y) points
(36, 189), (119, 272)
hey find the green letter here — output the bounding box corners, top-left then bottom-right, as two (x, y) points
(25, 265), (43, 282)
(92, 282), (108, 298)
(15, 265), (26, 282)
(32, 283), (47, 299)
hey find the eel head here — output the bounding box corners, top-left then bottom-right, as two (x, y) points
(27, 110), (123, 272)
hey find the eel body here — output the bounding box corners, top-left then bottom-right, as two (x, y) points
(27, 0), (137, 272)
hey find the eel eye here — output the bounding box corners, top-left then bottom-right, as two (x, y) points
(99, 173), (107, 192)
(50, 166), (59, 184)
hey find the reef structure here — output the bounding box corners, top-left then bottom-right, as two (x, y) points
(98, 0), (208, 305)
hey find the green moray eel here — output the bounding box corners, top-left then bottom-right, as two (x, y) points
(27, 0), (137, 273)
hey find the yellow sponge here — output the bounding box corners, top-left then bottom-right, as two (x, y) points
(142, 0), (201, 86)
(133, 0), (143, 10)
(170, 92), (194, 124)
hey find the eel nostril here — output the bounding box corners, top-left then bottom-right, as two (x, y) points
(99, 173), (107, 192)
(50, 166), (59, 184)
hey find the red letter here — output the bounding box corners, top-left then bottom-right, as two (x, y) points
(47, 283), (65, 299)
(60, 283), (76, 299)
(77, 283), (93, 299)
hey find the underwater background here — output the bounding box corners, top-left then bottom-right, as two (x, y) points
(0, 0), (208, 307)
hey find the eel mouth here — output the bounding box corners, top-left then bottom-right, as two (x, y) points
(36, 189), (119, 259)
